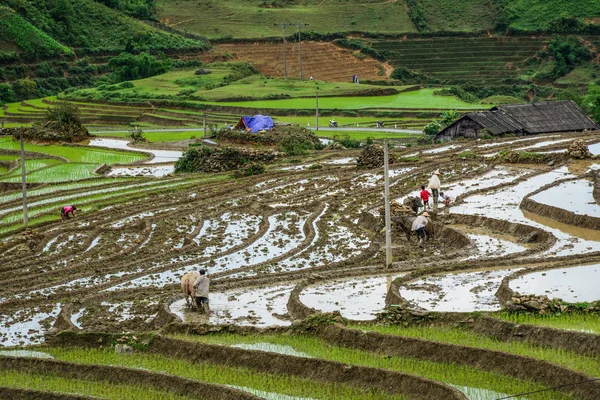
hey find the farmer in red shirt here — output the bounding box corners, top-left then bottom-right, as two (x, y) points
(61, 205), (77, 220)
(419, 185), (431, 210)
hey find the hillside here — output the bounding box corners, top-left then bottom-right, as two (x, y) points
(0, 0), (209, 57)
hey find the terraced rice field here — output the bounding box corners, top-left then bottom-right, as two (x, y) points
(367, 36), (549, 84)
(0, 129), (599, 399)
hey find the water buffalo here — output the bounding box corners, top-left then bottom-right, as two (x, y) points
(181, 271), (200, 308)
(393, 216), (434, 242)
(403, 196), (423, 214)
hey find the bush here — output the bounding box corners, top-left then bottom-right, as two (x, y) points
(127, 126), (146, 143)
(234, 162), (265, 177)
(423, 121), (441, 137)
(333, 134), (361, 148)
(107, 52), (172, 83)
(279, 134), (315, 156)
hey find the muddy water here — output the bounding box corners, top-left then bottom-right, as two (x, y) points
(231, 386), (316, 400)
(422, 144), (461, 154)
(230, 343), (311, 358)
(463, 233), (528, 260)
(449, 385), (525, 400)
(510, 264), (600, 302)
(400, 268), (523, 312)
(0, 350), (54, 359)
(531, 179), (600, 217)
(170, 284), (294, 327)
(108, 165), (174, 177)
(301, 275), (405, 320)
(452, 168), (600, 257)
(477, 135), (556, 148)
(323, 157), (355, 165)
(588, 142), (600, 155)
(0, 303), (61, 347)
(515, 138), (572, 151)
(89, 138), (183, 164)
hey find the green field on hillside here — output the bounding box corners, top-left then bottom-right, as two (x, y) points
(207, 88), (488, 110)
(156, 0), (416, 39)
(498, 0), (600, 32)
(0, 0), (208, 54)
(67, 65), (401, 102)
(414, 0), (496, 32)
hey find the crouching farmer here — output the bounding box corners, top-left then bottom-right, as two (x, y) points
(411, 212), (430, 249)
(193, 268), (210, 314)
(61, 205), (77, 220)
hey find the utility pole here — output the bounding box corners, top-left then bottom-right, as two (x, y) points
(383, 140), (392, 268)
(315, 91), (319, 131)
(274, 23), (293, 80)
(296, 23), (309, 80)
(203, 113), (206, 138)
(20, 132), (28, 227)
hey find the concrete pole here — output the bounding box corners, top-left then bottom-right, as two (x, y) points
(282, 25), (287, 80)
(203, 113), (206, 138)
(383, 140), (392, 268)
(315, 92), (319, 131)
(298, 27), (303, 80)
(20, 132), (28, 227)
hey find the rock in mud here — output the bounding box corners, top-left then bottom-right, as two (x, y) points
(115, 344), (134, 354)
(567, 139), (592, 159)
(357, 145), (396, 169)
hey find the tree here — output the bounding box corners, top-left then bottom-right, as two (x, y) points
(583, 84), (600, 123)
(45, 102), (81, 126)
(423, 121), (441, 137)
(12, 78), (38, 100)
(440, 110), (460, 126)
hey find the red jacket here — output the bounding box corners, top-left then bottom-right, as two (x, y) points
(420, 189), (430, 202)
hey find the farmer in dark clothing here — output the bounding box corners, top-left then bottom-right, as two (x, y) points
(193, 268), (210, 314)
(61, 205), (77, 220)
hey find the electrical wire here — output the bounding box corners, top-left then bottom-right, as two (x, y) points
(495, 377), (600, 399)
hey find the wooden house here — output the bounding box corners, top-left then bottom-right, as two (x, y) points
(435, 101), (598, 142)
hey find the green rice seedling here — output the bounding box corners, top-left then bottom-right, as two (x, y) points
(0, 178), (126, 204)
(179, 333), (572, 400)
(495, 312), (600, 335)
(46, 347), (407, 400)
(1, 163), (97, 183)
(0, 370), (192, 400)
(0, 137), (146, 164)
(350, 324), (600, 377)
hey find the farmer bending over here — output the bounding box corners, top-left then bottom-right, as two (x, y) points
(193, 268), (210, 314)
(412, 211), (430, 249)
(439, 191), (452, 207)
(61, 205), (77, 220)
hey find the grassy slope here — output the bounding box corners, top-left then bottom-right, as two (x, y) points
(503, 0), (600, 32)
(207, 88), (488, 109)
(0, 6), (72, 57)
(0, 0), (208, 53)
(66, 65), (410, 101)
(417, 0), (496, 32)
(156, 0), (416, 39)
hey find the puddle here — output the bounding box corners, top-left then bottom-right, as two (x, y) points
(231, 386), (316, 400)
(71, 307), (85, 329)
(170, 284), (294, 327)
(42, 237), (59, 252)
(530, 179), (600, 217)
(515, 138), (572, 151)
(464, 233), (528, 259)
(452, 168), (600, 257)
(323, 157), (355, 165)
(84, 236), (102, 252)
(230, 343), (311, 358)
(301, 275), (405, 320)
(0, 304), (61, 347)
(449, 384), (525, 400)
(352, 167), (414, 189)
(509, 264), (600, 302)
(0, 350), (54, 359)
(588, 142), (600, 155)
(89, 139), (182, 164)
(422, 145), (461, 154)
(477, 136), (550, 148)
(108, 165), (174, 177)
(400, 268), (523, 312)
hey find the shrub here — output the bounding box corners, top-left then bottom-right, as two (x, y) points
(279, 134), (315, 156)
(423, 121), (441, 137)
(107, 52), (172, 83)
(127, 126), (146, 143)
(333, 134), (361, 149)
(234, 162), (265, 177)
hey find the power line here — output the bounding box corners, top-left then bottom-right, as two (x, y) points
(296, 23), (309, 80)
(495, 377), (600, 399)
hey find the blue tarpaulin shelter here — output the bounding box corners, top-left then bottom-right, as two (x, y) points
(234, 115), (274, 133)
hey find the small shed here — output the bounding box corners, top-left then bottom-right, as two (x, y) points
(435, 101), (597, 142)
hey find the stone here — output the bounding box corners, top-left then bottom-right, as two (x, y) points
(547, 160), (555, 166)
(522, 300), (543, 311)
(115, 344), (133, 354)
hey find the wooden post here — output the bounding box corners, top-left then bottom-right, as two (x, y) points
(315, 92), (319, 131)
(203, 113), (206, 138)
(20, 132), (28, 227)
(383, 140), (392, 267)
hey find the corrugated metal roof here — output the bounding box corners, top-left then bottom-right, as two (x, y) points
(468, 111), (524, 135)
(493, 101), (597, 134)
